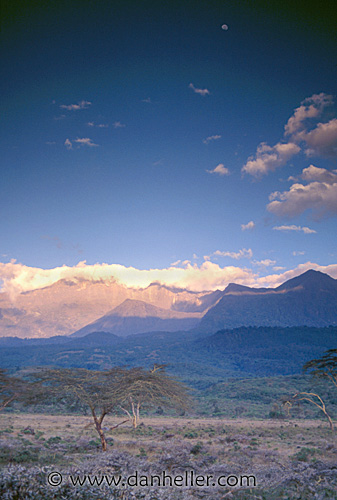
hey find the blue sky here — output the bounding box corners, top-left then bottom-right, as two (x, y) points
(1, 0), (337, 293)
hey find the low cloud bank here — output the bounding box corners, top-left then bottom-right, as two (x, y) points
(1, 260), (336, 298)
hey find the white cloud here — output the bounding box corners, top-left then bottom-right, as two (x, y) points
(113, 121), (126, 129)
(88, 122), (109, 128)
(241, 221), (255, 231)
(206, 163), (230, 176)
(273, 225), (317, 234)
(60, 100), (92, 111)
(301, 165), (337, 184)
(206, 248), (253, 260)
(253, 259), (276, 267)
(268, 165), (337, 218)
(203, 135), (221, 145)
(293, 251), (305, 256)
(242, 141), (300, 177)
(242, 92), (335, 177)
(189, 83), (210, 96)
(301, 119), (337, 157)
(74, 138), (98, 147)
(0, 259), (257, 296)
(284, 93), (333, 136)
(142, 97), (152, 103)
(1, 259), (336, 297)
(64, 138), (72, 149)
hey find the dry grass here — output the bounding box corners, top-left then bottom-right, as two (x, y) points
(1, 413), (337, 499)
(1, 412), (335, 462)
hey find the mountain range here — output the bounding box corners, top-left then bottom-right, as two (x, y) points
(197, 269), (337, 334)
(0, 279), (213, 338)
(0, 269), (336, 339)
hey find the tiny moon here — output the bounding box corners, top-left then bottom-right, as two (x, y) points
(221, 24), (228, 30)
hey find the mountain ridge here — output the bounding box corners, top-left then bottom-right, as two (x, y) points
(0, 269), (336, 338)
(71, 299), (201, 338)
(197, 270), (337, 334)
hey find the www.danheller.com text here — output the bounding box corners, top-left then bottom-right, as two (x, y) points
(47, 470), (257, 488)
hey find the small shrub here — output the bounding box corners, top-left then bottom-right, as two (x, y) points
(190, 442), (203, 455)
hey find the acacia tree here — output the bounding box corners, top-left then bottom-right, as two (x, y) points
(284, 349), (337, 430)
(303, 349), (337, 389)
(35, 368), (129, 451)
(117, 365), (191, 428)
(35, 366), (191, 450)
(0, 369), (40, 412)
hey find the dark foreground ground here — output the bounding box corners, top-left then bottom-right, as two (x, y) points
(1, 413), (336, 499)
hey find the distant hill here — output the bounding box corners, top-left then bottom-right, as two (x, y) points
(197, 270), (337, 334)
(0, 325), (336, 381)
(71, 299), (201, 337)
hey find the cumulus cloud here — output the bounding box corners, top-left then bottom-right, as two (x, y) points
(268, 166), (337, 218)
(0, 259), (257, 296)
(284, 93), (333, 136)
(242, 142), (300, 177)
(206, 163), (230, 176)
(189, 83), (210, 96)
(241, 221), (255, 231)
(301, 165), (337, 184)
(301, 119), (337, 157)
(203, 135), (221, 145)
(273, 225), (317, 234)
(60, 100), (92, 111)
(1, 260), (336, 297)
(242, 92), (336, 177)
(74, 138), (98, 147)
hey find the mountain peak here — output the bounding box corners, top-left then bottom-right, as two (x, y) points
(109, 299), (167, 317)
(276, 269), (337, 292)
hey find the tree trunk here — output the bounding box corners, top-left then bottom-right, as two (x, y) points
(91, 409), (107, 451)
(323, 410), (334, 431)
(0, 394), (16, 412)
(131, 400), (137, 428)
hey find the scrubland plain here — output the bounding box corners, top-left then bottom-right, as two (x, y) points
(1, 413), (336, 499)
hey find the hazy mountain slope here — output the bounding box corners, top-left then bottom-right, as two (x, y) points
(71, 299), (201, 337)
(197, 270), (337, 334)
(0, 279), (215, 338)
(1, 269), (336, 339)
